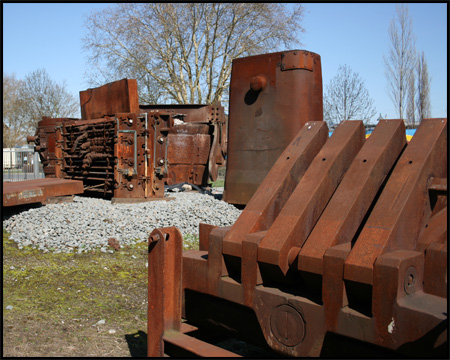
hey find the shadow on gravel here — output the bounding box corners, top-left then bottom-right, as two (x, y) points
(2, 203), (43, 221)
(125, 331), (148, 357)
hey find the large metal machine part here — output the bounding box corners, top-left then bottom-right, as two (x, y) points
(148, 118), (447, 357)
(223, 50), (323, 206)
(140, 104), (227, 185)
(27, 79), (226, 199)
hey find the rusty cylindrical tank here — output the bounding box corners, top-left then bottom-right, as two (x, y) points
(223, 50), (323, 205)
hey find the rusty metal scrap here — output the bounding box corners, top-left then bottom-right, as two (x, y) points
(148, 117), (447, 357)
(224, 50), (323, 206)
(27, 79), (227, 200)
(3, 178), (84, 207)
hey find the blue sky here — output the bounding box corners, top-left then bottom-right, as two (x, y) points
(3, 3), (447, 121)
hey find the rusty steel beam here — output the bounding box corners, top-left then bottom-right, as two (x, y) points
(222, 121), (328, 259)
(148, 227), (183, 356)
(344, 118), (447, 285)
(147, 226), (242, 357)
(149, 117), (447, 357)
(298, 119), (406, 275)
(256, 120), (365, 276)
(3, 178), (84, 207)
(224, 50), (323, 206)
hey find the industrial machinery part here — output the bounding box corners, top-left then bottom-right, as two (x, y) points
(148, 118), (447, 357)
(3, 178), (83, 207)
(224, 50), (323, 206)
(27, 79), (227, 200)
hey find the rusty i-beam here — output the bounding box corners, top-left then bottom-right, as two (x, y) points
(148, 117), (447, 357)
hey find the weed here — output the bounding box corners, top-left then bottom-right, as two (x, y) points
(183, 233), (199, 250)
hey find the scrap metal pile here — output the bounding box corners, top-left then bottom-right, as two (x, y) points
(27, 79), (226, 200)
(147, 50), (447, 357)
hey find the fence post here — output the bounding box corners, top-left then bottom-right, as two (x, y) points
(34, 151), (40, 179)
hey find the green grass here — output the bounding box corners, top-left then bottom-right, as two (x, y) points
(3, 228), (148, 333)
(211, 179), (225, 188)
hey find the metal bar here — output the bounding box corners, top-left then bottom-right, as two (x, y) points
(33, 151), (40, 179)
(3, 178), (84, 207)
(148, 227), (183, 357)
(344, 118), (447, 285)
(222, 121), (328, 259)
(162, 330), (241, 357)
(298, 119), (406, 275)
(257, 120), (366, 276)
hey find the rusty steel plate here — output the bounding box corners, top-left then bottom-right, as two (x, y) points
(3, 178), (84, 207)
(80, 78), (139, 120)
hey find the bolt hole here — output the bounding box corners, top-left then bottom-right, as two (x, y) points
(164, 233), (170, 241)
(286, 156), (290, 160)
(408, 160), (413, 164)
(363, 159), (367, 163)
(322, 158), (326, 161)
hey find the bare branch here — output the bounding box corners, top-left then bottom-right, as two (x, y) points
(324, 65), (377, 128)
(416, 51), (431, 122)
(3, 70), (78, 147)
(383, 4), (417, 119)
(82, 3), (305, 105)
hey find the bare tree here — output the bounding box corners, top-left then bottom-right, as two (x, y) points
(83, 3), (305, 105)
(323, 64), (377, 129)
(416, 51), (431, 122)
(3, 69), (79, 148)
(3, 73), (28, 147)
(383, 4), (417, 119)
(19, 68), (79, 130)
(406, 71), (416, 128)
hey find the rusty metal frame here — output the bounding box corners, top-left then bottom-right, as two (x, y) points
(148, 118), (447, 357)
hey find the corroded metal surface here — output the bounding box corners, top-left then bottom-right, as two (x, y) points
(3, 178), (84, 207)
(224, 50), (323, 205)
(80, 78), (140, 120)
(28, 80), (227, 200)
(148, 118), (447, 357)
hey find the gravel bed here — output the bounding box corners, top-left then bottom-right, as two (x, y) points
(2, 190), (242, 254)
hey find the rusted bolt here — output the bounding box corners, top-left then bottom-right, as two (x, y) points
(150, 234), (160, 242)
(127, 158), (134, 166)
(250, 75), (268, 92)
(127, 183), (134, 191)
(158, 136), (165, 144)
(158, 158), (164, 166)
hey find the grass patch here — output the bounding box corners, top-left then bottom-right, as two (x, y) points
(211, 179), (225, 188)
(183, 234), (200, 250)
(3, 228), (149, 356)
